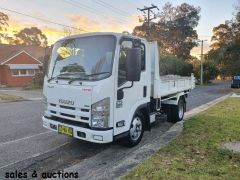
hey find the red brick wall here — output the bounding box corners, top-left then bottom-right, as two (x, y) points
(0, 65), (34, 87)
(0, 52), (41, 87)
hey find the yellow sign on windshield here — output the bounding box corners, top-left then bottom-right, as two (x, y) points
(57, 47), (82, 60)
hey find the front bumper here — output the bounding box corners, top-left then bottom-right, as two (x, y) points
(42, 116), (113, 143)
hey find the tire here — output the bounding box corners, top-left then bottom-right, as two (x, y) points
(122, 111), (144, 147)
(167, 97), (185, 123)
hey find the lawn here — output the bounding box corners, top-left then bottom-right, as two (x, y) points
(124, 98), (240, 180)
(0, 93), (23, 102)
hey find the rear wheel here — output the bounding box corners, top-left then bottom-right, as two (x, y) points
(167, 97), (185, 123)
(122, 111), (144, 147)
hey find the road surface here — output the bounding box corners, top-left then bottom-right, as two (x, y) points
(0, 81), (231, 177)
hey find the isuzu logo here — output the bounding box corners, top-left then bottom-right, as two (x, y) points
(59, 99), (74, 106)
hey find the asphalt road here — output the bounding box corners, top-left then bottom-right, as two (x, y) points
(0, 81), (231, 177)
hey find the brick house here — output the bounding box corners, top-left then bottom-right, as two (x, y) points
(0, 44), (49, 87)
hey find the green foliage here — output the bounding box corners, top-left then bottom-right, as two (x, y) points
(207, 9), (240, 77)
(159, 54), (193, 76)
(193, 60), (219, 83)
(0, 11), (9, 42)
(23, 72), (44, 90)
(133, 2), (200, 59)
(203, 61), (219, 83)
(10, 27), (48, 47)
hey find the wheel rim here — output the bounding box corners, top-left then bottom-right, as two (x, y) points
(178, 101), (184, 119)
(130, 117), (142, 141)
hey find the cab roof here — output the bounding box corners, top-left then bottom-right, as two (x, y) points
(56, 32), (147, 43)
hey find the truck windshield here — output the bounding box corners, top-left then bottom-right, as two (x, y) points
(48, 35), (116, 81)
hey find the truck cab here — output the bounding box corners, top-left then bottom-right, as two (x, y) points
(42, 32), (195, 146)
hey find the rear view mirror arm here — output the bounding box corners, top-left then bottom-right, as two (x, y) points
(119, 81), (134, 91)
(117, 81), (134, 100)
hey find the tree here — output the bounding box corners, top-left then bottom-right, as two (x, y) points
(203, 61), (219, 83)
(0, 11), (9, 42)
(133, 2), (200, 60)
(207, 8), (240, 77)
(159, 54), (193, 76)
(13, 27), (48, 47)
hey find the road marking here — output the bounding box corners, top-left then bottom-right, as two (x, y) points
(0, 131), (52, 147)
(0, 141), (70, 170)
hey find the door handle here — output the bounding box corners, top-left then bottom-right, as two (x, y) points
(143, 86), (147, 97)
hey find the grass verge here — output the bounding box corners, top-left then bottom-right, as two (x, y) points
(124, 98), (240, 179)
(0, 93), (23, 102)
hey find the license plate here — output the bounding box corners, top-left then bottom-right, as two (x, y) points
(58, 124), (73, 137)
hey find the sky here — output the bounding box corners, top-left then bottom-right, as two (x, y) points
(0, 0), (239, 57)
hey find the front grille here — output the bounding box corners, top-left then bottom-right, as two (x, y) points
(47, 103), (90, 124)
(60, 105), (75, 110)
(81, 108), (89, 112)
(60, 113), (75, 118)
(50, 116), (90, 129)
(50, 110), (56, 114)
(81, 117), (89, 121)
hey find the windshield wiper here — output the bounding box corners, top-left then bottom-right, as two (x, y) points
(47, 73), (76, 82)
(85, 72), (110, 77)
(68, 72), (110, 84)
(68, 77), (88, 84)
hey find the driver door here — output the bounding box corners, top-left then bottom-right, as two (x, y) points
(114, 39), (150, 136)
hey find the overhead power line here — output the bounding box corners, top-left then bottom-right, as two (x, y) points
(93, 0), (131, 19)
(64, 0), (128, 24)
(0, 6), (88, 33)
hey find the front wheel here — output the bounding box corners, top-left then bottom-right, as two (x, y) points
(122, 112), (144, 147)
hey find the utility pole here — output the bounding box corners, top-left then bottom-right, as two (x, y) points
(137, 4), (159, 37)
(198, 40), (208, 85)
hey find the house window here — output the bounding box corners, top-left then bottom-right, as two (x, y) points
(28, 69), (35, 75)
(11, 69), (37, 76)
(12, 70), (19, 76)
(19, 70), (27, 75)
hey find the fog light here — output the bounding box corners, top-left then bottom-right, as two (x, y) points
(77, 131), (86, 138)
(50, 124), (57, 130)
(93, 135), (103, 141)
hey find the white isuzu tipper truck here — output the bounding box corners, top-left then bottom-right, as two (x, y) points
(42, 32), (195, 146)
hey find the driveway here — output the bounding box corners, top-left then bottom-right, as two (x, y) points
(0, 81), (231, 178)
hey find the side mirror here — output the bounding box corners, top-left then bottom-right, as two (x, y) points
(126, 48), (141, 81)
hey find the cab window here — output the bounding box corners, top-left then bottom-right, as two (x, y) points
(118, 40), (145, 87)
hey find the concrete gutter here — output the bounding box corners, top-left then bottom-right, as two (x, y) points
(63, 94), (231, 180)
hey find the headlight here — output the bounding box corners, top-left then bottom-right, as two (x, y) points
(91, 98), (110, 128)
